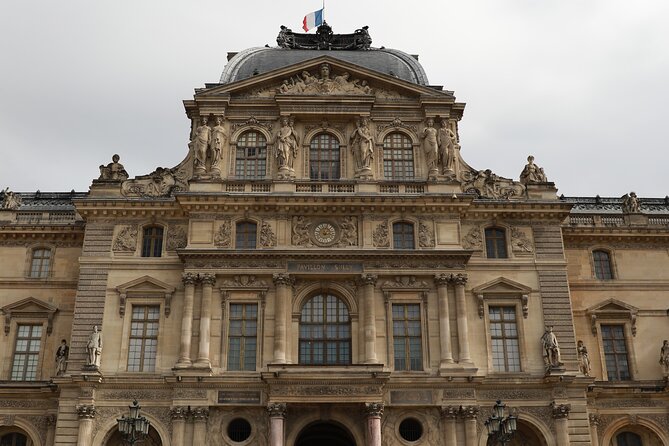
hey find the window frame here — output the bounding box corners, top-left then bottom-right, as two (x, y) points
(10, 323), (44, 381)
(600, 323), (632, 381)
(484, 227), (508, 259)
(118, 299), (166, 374)
(141, 225), (164, 258)
(382, 132), (415, 180)
(481, 298), (528, 374)
(235, 221), (258, 249)
(226, 303), (259, 371)
(592, 249), (615, 280)
(126, 305), (160, 372)
(235, 130), (268, 180)
(487, 305), (522, 373)
(383, 291), (429, 373)
(308, 132), (341, 181)
(298, 293), (352, 366)
(391, 303), (423, 371)
(26, 246), (53, 279)
(220, 287), (266, 373)
(392, 221), (416, 250)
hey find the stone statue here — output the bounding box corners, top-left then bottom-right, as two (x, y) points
(55, 339), (69, 376)
(274, 116), (299, 176)
(98, 154), (129, 181)
(660, 340), (669, 376)
(86, 326), (103, 368)
(437, 120), (459, 175)
(541, 326), (562, 369)
(1, 188), (22, 210)
(519, 155), (548, 184)
(622, 192), (641, 213)
(421, 118), (439, 177)
(190, 117), (211, 176)
(350, 116), (374, 176)
(577, 340), (591, 376)
(209, 115), (227, 175)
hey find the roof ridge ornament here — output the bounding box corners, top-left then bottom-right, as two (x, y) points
(276, 23), (372, 50)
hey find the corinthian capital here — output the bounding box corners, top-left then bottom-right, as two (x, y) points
(364, 402), (384, 418)
(182, 272), (198, 286)
(191, 407), (209, 422)
(200, 273), (216, 286)
(440, 405), (459, 419)
(551, 402), (571, 419)
(460, 405), (479, 419)
(357, 274), (378, 287)
(434, 273), (451, 287)
(76, 405), (96, 419)
(170, 406), (189, 420)
(450, 273), (468, 286)
(267, 402), (287, 418)
(272, 273), (294, 287)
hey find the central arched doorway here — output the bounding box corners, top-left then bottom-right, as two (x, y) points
(295, 422), (356, 446)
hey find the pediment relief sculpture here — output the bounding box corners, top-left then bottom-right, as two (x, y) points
(121, 165), (187, 198)
(461, 169), (525, 200)
(376, 117), (417, 135)
(231, 116), (273, 133)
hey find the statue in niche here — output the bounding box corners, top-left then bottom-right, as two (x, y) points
(519, 155), (548, 184)
(274, 116), (299, 177)
(622, 191), (641, 213)
(190, 117), (211, 176)
(421, 118), (439, 178)
(541, 326), (562, 369)
(98, 154), (129, 181)
(86, 326), (103, 369)
(577, 340), (591, 376)
(55, 339), (69, 376)
(660, 340), (669, 376)
(1, 188), (22, 210)
(209, 115), (226, 175)
(437, 121), (459, 176)
(350, 116), (374, 177)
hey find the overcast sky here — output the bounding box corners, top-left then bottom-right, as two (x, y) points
(1, 0), (667, 197)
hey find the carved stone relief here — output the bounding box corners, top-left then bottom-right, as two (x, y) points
(276, 64), (374, 95)
(259, 221), (277, 247)
(462, 226), (482, 250)
(462, 169), (525, 199)
(376, 117), (418, 135)
(121, 166), (187, 198)
(214, 220), (232, 247)
(220, 275), (268, 288)
(418, 219), (435, 247)
(372, 221), (390, 248)
(381, 276), (430, 289)
(112, 225), (138, 252)
(231, 116), (273, 132)
(166, 225), (187, 251)
(1, 188), (22, 210)
(511, 227), (534, 253)
(291, 216), (358, 247)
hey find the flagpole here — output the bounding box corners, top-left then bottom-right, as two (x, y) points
(322, 0), (325, 22)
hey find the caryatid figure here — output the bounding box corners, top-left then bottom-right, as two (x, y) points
(274, 116), (299, 173)
(350, 116), (374, 176)
(437, 120), (459, 175)
(190, 117), (211, 176)
(209, 115), (227, 175)
(421, 118), (439, 177)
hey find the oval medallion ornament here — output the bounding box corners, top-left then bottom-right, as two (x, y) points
(312, 222), (338, 246)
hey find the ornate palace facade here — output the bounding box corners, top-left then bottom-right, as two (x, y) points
(1, 23), (668, 446)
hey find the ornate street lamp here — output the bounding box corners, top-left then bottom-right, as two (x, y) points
(117, 400), (150, 445)
(485, 400), (517, 445)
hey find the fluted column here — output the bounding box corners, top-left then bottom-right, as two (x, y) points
(358, 274), (378, 364)
(440, 406), (458, 446)
(435, 274), (454, 367)
(195, 273), (215, 368)
(461, 406), (479, 446)
(364, 403), (383, 446)
(176, 273), (196, 368)
(552, 403), (571, 446)
(589, 414), (600, 446)
(76, 405), (95, 446)
(192, 407), (209, 445)
(452, 274), (472, 364)
(170, 407), (188, 446)
(272, 274), (293, 364)
(268, 403), (287, 446)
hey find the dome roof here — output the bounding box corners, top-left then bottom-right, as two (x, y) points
(219, 47), (429, 86)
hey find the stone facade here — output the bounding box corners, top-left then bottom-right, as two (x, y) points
(1, 24), (668, 446)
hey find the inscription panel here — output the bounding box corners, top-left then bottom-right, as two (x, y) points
(288, 262), (363, 273)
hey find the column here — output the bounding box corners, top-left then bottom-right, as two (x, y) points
(170, 407), (188, 446)
(358, 274), (378, 364)
(272, 274), (293, 364)
(589, 414), (600, 446)
(452, 273), (472, 364)
(46, 415), (57, 446)
(176, 272), (196, 368)
(76, 405), (96, 446)
(192, 407), (209, 445)
(268, 403), (287, 446)
(364, 403), (383, 446)
(435, 274), (454, 367)
(440, 406), (458, 446)
(552, 403), (571, 446)
(461, 406), (479, 446)
(195, 273), (215, 368)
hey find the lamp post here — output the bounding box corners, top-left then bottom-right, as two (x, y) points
(117, 400), (150, 445)
(484, 400), (517, 445)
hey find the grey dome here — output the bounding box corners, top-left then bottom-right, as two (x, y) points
(220, 47), (429, 85)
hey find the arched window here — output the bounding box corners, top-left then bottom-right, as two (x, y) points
(235, 130), (267, 179)
(616, 432), (642, 446)
(309, 133), (340, 180)
(235, 221), (257, 249)
(383, 132), (414, 180)
(141, 226), (164, 257)
(393, 222), (415, 249)
(593, 250), (614, 280)
(0, 433), (29, 446)
(299, 293), (351, 365)
(485, 227), (508, 259)
(29, 248), (51, 278)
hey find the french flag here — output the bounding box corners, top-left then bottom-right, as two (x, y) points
(302, 8), (324, 32)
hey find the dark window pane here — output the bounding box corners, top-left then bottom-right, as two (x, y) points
(309, 133), (340, 180)
(235, 131), (267, 179)
(299, 294), (351, 365)
(392, 304), (423, 371)
(393, 222), (415, 249)
(601, 324), (630, 380)
(593, 250), (613, 279)
(142, 226), (164, 257)
(383, 133), (414, 180)
(485, 228), (507, 258)
(236, 222), (257, 249)
(489, 306), (521, 372)
(228, 303), (258, 371)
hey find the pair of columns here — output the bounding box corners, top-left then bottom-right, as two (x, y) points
(170, 406), (209, 445)
(440, 406), (479, 446)
(176, 272), (216, 369)
(434, 273), (472, 367)
(267, 402), (383, 446)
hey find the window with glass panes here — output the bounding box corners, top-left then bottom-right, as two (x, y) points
(309, 133), (340, 180)
(299, 294), (351, 365)
(235, 131), (267, 179)
(29, 248), (51, 278)
(616, 432), (642, 446)
(392, 304), (423, 371)
(393, 222), (415, 249)
(11, 324), (42, 381)
(383, 133), (414, 180)
(602, 324), (630, 380)
(127, 305), (159, 372)
(489, 306), (521, 372)
(485, 228), (508, 258)
(227, 303), (258, 371)
(0, 433), (29, 446)
(593, 250), (613, 280)
(141, 226), (163, 257)
(235, 222), (257, 249)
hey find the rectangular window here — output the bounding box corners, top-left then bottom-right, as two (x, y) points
(228, 304), (258, 371)
(127, 305), (160, 372)
(29, 248), (51, 278)
(11, 324), (42, 381)
(602, 324), (630, 380)
(489, 306), (521, 372)
(141, 227), (164, 257)
(392, 304), (422, 371)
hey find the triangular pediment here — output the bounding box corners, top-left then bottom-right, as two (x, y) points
(472, 277), (532, 295)
(1, 297), (57, 315)
(587, 298), (638, 314)
(116, 275), (176, 295)
(198, 56), (453, 100)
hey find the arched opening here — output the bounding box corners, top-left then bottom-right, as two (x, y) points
(103, 426), (163, 446)
(486, 420), (548, 446)
(610, 425), (665, 446)
(0, 431), (30, 446)
(295, 422), (356, 446)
